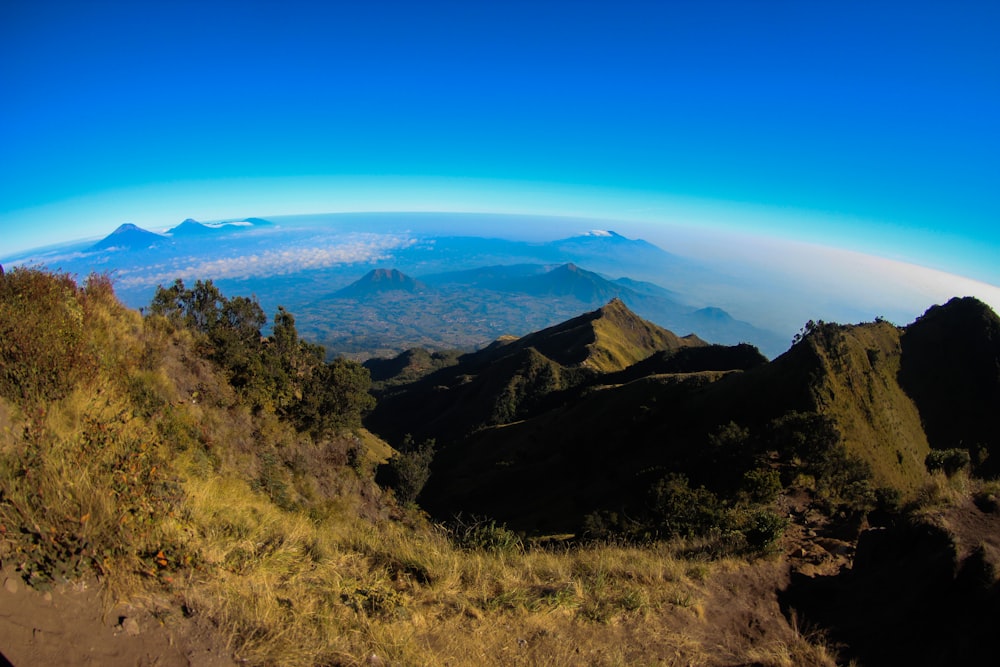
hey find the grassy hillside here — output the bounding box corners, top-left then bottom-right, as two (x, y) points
(412, 304), (999, 542)
(0, 268), (846, 666)
(520, 297), (704, 372)
(799, 320), (930, 493)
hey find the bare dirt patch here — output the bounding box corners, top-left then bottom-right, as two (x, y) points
(0, 567), (233, 667)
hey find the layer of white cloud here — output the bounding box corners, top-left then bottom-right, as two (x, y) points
(115, 233), (416, 287)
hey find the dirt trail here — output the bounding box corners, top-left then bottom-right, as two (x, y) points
(0, 567), (233, 667)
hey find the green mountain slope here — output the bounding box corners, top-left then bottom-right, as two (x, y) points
(365, 299), (713, 445)
(514, 297), (704, 372)
(391, 300), (1000, 535)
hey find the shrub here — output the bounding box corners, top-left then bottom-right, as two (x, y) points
(378, 436), (435, 504)
(739, 508), (789, 553)
(925, 448), (971, 477)
(448, 516), (523, 554)
(648, 473), (725, 540)
(0, 409), (187, 587)
(0, 268), (91, 404)
(740, 467), (783, 504)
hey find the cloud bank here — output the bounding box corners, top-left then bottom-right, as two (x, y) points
(115, 233), (416, 288)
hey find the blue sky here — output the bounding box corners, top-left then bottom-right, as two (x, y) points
(2, 1), (998, 284)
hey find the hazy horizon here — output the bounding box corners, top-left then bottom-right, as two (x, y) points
(4, 211), (999, 346)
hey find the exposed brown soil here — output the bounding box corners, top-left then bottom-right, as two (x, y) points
(0, 567), (233, 667)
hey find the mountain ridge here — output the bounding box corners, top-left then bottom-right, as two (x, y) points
(369, 297), (1000, 537)
(367, 299), (742, 446)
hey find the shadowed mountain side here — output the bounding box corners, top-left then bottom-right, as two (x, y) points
(365, 300), (702, 445)
(410, 306), (986, 533)
(605, 343), (768, 384)
(364, 348), (464, 386)
(417, 371), (737, 533)
(898, 296), (1000, 477)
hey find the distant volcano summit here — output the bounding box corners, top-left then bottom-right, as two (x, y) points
(168, 218), (215, 237)
(335, 269), (426, 297)
(89, 223), (166, 251)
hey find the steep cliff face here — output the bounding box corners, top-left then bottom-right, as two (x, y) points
(800, 320), (931, 493)
(899, 296), (1000, 476)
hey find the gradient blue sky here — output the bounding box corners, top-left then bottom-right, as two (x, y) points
(2, 1), (998, 284)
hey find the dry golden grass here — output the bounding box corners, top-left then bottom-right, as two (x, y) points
(170, 464), (837, 666)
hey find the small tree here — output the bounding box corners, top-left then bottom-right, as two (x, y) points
(379, 436), (436, 505)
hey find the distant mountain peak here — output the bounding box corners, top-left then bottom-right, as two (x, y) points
(168, 219), (214, 236)
(553, 262), (581, 272)
(366, 268), (418, 284)
(89, 223), (166, 251)
(522, 263), (626, 302)
(335, 268), (426, 297)
(515, 298), (701, 372)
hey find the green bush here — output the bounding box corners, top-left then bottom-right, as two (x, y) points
(648, 473), (725, 540)
(925, 448), (971, 477)
(739, 508), (789, 553)
(740, 468), (783, 504)
(0, 268), (91, 404)
(378, 436), (435, 505)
